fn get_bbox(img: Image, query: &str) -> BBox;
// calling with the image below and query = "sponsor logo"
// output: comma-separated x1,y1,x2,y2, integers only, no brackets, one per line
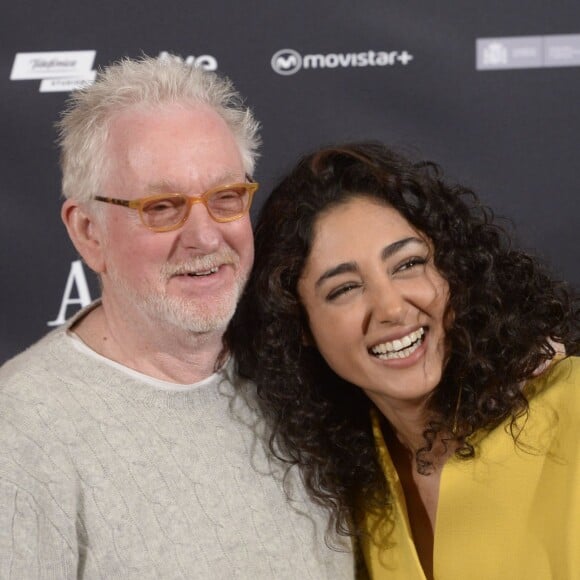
477,33,580,70
10,49,220,92
11,50,96,80
482,42,508,66
271,49,302,75
40,73,97,93
271,48,413,75
158,51,218,71
10,50,97,92
545,34,580,67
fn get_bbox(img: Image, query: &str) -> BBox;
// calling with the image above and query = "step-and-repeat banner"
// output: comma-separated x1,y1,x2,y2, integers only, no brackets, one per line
2,1,579,363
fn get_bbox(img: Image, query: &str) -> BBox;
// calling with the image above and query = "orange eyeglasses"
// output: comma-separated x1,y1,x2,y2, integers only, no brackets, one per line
94,181,259,233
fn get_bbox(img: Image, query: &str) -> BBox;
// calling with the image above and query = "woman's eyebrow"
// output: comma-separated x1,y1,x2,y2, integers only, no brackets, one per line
314,237,427,288
315,262,358,288
380,236,426,260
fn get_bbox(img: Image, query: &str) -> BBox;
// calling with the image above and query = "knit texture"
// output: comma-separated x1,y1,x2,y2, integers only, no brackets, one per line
0,320,354,579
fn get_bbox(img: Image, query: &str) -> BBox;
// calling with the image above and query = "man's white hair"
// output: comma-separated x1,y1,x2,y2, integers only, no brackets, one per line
57,54,261,202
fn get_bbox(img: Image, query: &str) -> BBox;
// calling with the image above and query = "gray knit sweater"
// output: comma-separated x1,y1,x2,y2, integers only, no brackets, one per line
0,318,354,579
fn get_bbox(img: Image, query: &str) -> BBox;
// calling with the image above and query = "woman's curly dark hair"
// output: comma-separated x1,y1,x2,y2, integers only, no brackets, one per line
229,142,579,537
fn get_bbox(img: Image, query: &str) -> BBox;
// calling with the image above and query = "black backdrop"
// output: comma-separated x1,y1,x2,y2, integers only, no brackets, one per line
2,1,579,364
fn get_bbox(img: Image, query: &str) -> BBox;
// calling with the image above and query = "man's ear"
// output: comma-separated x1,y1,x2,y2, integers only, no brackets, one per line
61,199,106,274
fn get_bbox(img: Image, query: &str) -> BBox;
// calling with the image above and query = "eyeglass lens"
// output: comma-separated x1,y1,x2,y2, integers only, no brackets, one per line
141,186,250,229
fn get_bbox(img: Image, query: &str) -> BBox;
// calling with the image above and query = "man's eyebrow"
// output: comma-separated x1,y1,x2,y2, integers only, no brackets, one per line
145,171,245,194
146,179,183,194
314,236,427,288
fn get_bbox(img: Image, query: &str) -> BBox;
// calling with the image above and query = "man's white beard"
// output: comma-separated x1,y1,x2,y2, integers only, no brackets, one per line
140,282,243,334
106,250,246,335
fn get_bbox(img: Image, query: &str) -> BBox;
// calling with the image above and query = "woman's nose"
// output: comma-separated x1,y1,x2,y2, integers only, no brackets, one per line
369,280,407,325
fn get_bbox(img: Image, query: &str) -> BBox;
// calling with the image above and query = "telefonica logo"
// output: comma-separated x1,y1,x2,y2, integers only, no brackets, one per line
271,48,413,75
11,50,96,79
10,50,97,92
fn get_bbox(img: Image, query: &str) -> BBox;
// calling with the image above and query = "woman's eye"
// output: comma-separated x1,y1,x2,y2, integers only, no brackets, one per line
396,256,427,273
326,283,360,301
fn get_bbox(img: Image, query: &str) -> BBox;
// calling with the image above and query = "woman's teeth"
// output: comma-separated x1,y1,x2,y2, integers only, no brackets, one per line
370,327,425,360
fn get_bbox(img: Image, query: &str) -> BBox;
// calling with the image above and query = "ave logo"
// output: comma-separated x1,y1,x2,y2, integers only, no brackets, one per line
158,51,218,71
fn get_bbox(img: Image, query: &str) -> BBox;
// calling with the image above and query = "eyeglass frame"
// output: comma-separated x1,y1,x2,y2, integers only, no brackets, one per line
93,178,259,233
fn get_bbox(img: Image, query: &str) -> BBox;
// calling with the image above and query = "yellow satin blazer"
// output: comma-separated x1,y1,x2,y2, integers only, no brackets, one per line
362,356,580,579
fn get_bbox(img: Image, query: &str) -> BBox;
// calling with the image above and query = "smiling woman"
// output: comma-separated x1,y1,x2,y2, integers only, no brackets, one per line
230,142,580,580
297,199,449,410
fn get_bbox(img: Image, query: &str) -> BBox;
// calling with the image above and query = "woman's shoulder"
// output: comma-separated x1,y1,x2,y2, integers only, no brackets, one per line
523,355,580,441
528,355,580,396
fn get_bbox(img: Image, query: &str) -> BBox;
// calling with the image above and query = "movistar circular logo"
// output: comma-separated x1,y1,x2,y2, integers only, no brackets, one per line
271,49,302,75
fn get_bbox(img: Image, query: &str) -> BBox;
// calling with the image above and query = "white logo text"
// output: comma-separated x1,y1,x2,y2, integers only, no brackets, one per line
271,48,413,75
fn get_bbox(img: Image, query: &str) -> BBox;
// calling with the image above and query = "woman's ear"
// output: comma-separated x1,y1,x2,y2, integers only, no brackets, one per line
61,199,106,274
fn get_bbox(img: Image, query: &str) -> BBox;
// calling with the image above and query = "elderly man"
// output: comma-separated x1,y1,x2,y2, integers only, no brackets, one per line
0,56,354,579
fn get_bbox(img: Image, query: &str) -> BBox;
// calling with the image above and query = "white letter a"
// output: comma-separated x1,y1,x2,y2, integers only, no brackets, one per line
47,260,92,326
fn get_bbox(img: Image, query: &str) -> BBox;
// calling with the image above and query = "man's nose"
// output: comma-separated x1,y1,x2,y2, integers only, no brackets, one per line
177,202,222,252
